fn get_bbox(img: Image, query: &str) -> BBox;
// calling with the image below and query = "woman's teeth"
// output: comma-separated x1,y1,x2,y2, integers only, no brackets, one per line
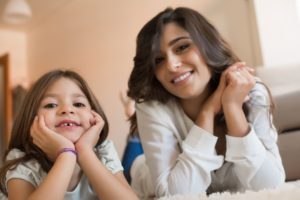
173,72,191,83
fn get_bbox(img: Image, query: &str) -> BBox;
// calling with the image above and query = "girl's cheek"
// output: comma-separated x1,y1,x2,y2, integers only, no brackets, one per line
87,112,95,126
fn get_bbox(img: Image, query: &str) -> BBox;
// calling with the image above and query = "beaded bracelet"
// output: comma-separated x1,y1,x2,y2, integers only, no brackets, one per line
57,148,77,158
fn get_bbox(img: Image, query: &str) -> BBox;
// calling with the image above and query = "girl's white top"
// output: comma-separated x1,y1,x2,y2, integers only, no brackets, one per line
3,140,123,200
131,82,285,199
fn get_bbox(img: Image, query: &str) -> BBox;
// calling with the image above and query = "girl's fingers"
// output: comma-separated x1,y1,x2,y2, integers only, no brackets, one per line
30,116,38,136
38,115,47,130
91,110,104,125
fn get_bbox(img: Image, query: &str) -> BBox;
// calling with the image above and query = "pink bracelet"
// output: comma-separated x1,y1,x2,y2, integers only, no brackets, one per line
57,148,77,158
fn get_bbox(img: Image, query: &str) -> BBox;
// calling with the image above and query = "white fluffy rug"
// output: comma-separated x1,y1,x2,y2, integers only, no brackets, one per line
159,181,300,200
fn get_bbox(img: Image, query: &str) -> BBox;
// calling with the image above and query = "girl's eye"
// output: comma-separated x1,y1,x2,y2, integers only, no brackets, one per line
74,102,86,108
43,103,57,109
176,44,190,53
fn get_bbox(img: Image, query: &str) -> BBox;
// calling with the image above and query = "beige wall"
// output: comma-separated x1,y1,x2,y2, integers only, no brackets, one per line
253,0,300,67
0,30,27,87
26,0,254,156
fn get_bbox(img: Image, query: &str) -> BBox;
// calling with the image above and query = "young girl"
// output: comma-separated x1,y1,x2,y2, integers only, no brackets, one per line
127,7,285,199
0,70,138,200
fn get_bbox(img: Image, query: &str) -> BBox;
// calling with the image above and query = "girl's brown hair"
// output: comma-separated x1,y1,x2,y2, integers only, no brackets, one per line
0,70,109,195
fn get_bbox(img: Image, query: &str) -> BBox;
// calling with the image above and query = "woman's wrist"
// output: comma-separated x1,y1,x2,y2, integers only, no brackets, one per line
196,111,215,133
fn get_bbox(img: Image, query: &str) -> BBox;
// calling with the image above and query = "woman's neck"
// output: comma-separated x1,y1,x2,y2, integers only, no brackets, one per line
179,87,211,122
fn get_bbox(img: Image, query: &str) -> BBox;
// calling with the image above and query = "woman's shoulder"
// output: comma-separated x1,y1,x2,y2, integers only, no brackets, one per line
136,99,179,116
247,79,271,107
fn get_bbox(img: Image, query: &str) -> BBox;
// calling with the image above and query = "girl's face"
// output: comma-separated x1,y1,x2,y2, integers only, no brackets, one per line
154,22,212,100
37,77,93,143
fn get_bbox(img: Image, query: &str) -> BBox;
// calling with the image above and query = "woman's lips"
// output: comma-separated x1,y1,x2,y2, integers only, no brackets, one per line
171,71,193,84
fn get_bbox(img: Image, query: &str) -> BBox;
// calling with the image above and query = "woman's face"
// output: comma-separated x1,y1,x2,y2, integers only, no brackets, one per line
154,22,212,100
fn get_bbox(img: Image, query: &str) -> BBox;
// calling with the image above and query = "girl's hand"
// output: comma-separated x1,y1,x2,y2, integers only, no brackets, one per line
30,115,75,161
222,64,255,107
75,111,105,153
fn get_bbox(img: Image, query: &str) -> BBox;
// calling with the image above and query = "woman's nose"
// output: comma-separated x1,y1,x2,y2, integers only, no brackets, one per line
166,54,181,71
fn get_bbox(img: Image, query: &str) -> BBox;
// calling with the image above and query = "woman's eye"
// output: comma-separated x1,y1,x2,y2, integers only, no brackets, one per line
43,103,57,109
74,102,86,108
176,44,190,53
155,57,164,66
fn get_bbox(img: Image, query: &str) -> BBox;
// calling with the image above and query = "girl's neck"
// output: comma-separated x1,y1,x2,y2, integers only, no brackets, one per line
179,87,211,122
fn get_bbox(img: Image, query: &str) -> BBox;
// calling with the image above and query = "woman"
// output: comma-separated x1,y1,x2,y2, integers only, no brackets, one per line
127,7,285,199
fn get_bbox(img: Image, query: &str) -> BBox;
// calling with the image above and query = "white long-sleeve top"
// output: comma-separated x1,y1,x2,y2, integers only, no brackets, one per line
132,82,285,199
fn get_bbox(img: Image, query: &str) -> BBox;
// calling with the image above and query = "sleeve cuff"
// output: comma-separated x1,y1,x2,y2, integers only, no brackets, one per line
226,124,266,158
184,125,218,155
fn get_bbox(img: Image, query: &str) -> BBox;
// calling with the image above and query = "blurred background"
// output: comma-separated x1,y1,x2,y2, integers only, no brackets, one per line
1,0,300,164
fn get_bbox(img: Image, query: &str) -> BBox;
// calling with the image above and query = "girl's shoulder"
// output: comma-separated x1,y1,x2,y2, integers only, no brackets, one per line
95,140,123,174
5,149,45,188
6,148,25,160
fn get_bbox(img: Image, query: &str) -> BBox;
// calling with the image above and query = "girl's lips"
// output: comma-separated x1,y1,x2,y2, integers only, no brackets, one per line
171,71,193,84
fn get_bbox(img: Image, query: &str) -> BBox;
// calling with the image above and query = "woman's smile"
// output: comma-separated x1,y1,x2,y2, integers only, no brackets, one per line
171,70,193,85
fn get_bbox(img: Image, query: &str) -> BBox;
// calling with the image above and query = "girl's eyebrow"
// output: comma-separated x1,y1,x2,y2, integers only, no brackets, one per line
168,36,191,46
42,93,87,99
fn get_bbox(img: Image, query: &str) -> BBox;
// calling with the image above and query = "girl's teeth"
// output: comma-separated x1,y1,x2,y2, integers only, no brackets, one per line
63,123,74,127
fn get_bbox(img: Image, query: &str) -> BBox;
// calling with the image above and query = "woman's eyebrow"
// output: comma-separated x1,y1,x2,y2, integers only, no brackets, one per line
168,36,191,46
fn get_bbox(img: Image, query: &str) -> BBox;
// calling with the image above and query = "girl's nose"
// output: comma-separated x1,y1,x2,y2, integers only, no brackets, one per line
59,105,74,115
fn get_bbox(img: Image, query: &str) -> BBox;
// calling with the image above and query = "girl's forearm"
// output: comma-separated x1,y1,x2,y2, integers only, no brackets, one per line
78,149,138,200
28,153,76,200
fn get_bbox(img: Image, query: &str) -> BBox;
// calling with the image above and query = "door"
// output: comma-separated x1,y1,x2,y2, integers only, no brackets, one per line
0,54,12,165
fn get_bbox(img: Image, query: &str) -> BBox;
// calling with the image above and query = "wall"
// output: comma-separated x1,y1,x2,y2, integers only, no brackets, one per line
0,65,3,165
253,0,300,67
0,30,27,86
27,0,253,156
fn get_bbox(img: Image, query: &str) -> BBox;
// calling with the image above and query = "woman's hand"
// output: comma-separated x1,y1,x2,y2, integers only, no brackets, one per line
222,64,255,107
196,62,250,132
75,111,105,153
201,62,250,116
30,115,75,161
221,63,256,137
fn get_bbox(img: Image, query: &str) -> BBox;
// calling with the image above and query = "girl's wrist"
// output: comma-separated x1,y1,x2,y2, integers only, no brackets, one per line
57,148,77,158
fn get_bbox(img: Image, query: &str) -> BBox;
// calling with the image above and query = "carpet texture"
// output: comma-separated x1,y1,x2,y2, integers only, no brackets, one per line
159,181,300,200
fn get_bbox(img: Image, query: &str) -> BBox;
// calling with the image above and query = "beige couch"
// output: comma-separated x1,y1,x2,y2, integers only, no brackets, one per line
256,66,300,181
